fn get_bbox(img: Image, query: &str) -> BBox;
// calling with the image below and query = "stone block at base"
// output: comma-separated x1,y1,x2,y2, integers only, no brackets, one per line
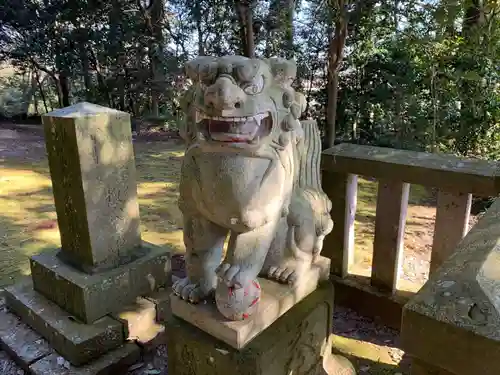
112,297,166,349
4,279,124,366
167,281,353,375
171,256,330,349
29,343,140,375
30,241,171,324
145,287,172,323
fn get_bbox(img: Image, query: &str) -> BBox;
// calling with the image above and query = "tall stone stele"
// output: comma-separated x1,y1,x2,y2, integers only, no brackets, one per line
3,102,171,369
167,56,355,375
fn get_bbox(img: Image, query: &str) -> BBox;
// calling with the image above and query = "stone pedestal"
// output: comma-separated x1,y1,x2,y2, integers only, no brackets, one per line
30,243,169,324
171,256,331,349
167,282,356,375
0,103,172,374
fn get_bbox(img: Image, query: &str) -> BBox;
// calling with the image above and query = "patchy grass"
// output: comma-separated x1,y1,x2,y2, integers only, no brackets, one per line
1,130,444,374
0,135,438,292
0,130,441,294
0,140,185,287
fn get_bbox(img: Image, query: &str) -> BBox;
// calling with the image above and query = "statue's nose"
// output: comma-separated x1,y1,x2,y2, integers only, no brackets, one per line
204,77,245,111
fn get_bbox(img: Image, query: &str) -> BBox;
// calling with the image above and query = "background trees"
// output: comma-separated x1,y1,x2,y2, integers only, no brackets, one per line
0,0,499,158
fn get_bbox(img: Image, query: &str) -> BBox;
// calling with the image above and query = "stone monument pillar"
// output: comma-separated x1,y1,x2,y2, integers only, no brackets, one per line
167,56,355,375
0,102,171,373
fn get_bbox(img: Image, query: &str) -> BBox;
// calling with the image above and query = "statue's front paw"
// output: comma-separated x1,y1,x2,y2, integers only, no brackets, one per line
266,265,298,285
173,277,210,303
216,263,253,289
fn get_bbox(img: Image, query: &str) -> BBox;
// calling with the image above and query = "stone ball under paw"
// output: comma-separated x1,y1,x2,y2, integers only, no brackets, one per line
215,280,262,321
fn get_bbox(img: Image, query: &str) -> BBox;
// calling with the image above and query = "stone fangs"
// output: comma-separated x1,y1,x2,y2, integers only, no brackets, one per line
195,112,269,123
196,112,272,143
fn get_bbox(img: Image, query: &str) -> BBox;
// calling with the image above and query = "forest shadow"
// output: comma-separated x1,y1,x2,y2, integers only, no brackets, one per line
1,125,442,295
0,137,186,287
331,305,412,374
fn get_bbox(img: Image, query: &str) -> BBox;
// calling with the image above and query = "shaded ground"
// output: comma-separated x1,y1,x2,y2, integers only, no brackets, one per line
0,123,472,374
0,125,185,286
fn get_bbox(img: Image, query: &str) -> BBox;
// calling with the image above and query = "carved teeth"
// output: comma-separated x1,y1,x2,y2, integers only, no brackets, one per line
197,112,269,124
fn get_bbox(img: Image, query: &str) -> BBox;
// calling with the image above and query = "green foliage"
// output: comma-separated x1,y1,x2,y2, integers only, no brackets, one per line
0,0,498,159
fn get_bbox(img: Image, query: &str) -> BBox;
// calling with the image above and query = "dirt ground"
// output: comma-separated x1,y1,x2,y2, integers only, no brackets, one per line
0,123,477,374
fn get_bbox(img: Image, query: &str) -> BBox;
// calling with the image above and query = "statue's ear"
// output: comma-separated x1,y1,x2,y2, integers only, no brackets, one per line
267,58,297,82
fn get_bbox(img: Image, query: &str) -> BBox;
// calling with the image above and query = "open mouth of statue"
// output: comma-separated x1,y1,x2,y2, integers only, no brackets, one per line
197,112,272,143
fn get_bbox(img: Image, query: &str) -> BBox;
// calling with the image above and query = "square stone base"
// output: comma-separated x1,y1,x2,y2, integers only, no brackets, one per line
0,308,140,374
30,241,171,323
29,344,140,375
4,279,125,366
167,281,354,375
3,279,172,367
171,256,330,349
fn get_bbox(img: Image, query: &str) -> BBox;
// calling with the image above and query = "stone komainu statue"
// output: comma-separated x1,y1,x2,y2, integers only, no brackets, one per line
174,55,333,308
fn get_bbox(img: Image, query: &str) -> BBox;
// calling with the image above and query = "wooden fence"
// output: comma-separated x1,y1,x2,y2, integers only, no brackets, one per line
321,143,500,329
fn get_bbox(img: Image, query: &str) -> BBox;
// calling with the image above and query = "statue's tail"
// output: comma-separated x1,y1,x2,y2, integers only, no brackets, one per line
295,120,334,247
297,120,323,193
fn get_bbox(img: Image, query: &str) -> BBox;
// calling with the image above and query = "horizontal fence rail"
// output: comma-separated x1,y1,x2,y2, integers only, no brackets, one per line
321,143,500,328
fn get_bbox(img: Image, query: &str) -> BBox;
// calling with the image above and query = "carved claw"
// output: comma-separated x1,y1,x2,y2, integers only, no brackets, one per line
216,263,250,289
173,277,209,304
267,266,298,285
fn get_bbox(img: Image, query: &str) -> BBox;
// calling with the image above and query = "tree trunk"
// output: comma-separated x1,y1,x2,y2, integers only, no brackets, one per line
235,1,255,57
245,6,255,57
59,72,71,107
20,70,38,115
34,70,49,113
457,0,483,154
197,20,205,55
326,71,339,147
141,0,165,117
78,29,92,101
326,0,348,148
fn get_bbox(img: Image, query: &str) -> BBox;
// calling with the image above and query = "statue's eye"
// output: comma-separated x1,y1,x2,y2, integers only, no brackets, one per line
242,75,264,95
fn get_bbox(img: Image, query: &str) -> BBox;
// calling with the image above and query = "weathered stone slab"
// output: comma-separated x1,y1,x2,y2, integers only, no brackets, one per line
410,357,454,375
322,143,500,197
43,102,142,274
402,198,500,375
29,343,140,375
4,279,124,366
0,309,53,370
144,287,172,323
30,242,171,323
167,281,354,375
112,297,166,349
171,256,330,349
